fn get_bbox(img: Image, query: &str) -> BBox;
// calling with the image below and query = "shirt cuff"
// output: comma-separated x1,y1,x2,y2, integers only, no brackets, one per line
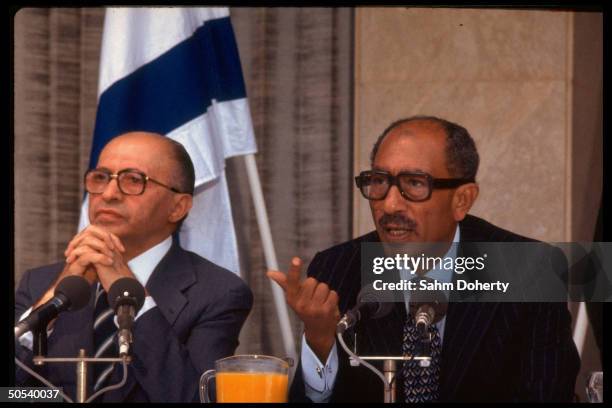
113,295,157,327
301,333,338,402
17,307,55,350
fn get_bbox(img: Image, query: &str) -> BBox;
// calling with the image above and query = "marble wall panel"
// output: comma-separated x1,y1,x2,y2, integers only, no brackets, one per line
358,8,568,83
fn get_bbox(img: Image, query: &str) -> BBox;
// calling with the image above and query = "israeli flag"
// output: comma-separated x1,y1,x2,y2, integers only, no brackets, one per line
79,7,257,275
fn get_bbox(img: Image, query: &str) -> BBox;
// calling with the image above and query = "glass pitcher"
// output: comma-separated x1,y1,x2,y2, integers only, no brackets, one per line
199,355,289,403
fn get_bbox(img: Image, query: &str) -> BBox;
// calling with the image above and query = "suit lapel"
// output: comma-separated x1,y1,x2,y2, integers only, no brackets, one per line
104,241,197,401
351,233,409,356
145,241,196,327
438,216,500,399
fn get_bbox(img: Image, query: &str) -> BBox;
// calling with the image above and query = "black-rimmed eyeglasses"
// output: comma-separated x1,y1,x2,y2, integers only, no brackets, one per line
84,168,183,196
355,170,474,202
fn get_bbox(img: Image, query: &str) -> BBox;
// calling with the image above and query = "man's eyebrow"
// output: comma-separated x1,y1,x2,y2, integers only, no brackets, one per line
371,165,430,174
92,167,145,174
398,168,429,174
121,167,145,174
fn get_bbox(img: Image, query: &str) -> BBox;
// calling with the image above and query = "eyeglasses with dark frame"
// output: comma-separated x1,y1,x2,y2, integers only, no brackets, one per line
84,168,183,196
355,170,474,202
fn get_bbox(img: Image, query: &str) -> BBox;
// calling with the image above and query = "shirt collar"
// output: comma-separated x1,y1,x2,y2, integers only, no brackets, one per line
399,224,460,283
127,235,173,287
425,225,460,283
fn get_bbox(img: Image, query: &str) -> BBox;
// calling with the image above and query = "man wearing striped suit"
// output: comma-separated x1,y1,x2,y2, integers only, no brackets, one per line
15,132,253,402
269,116,580,402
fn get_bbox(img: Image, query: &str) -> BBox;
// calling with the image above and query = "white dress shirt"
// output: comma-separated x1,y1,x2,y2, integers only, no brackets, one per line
18,236,173,350
302,226,460,402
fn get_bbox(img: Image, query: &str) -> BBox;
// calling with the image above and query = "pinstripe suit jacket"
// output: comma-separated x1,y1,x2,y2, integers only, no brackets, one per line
290,214,580,402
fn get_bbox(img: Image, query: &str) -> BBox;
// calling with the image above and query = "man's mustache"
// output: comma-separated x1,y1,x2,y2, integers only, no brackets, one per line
378,213,417,230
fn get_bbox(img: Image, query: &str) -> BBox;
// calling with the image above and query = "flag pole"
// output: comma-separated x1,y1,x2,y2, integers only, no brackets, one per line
243,154,297,368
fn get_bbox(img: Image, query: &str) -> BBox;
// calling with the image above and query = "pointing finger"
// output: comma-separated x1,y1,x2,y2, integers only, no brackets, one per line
286,257,302,288
267,270,288,291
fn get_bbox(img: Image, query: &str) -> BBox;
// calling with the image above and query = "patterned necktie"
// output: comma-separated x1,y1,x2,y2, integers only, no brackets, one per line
401,314,442,402
92,284,117,392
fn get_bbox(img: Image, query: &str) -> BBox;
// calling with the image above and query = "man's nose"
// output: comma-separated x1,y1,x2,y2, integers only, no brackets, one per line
101,177,123,201
382,184,406,213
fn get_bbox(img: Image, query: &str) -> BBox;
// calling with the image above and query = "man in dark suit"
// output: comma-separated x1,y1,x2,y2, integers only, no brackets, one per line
268,116,580,402
15,132,253,402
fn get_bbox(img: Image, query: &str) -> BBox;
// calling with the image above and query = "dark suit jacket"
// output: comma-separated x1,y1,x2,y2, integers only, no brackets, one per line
14,240,253,402
290,214,580,402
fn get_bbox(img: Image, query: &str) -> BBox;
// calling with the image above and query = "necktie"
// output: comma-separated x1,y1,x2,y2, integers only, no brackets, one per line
92,284,117,392
401,314,442,402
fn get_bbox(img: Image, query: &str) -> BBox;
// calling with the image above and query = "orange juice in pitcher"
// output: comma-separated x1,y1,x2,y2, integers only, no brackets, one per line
200,355,290,403
216,371,288,402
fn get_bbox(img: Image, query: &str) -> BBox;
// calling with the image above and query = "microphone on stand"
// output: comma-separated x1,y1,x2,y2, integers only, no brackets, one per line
408,278,448,365
408,277,449,336
15,275,91,338
107,277,146,356
337,286,394,334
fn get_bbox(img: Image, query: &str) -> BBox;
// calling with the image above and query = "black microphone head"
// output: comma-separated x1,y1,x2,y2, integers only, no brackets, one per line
54,275,91,311
356,286,394,321
409,277,448,324
108,277,146,312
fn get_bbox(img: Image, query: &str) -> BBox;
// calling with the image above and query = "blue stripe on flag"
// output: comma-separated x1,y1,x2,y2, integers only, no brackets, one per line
89,16,246,168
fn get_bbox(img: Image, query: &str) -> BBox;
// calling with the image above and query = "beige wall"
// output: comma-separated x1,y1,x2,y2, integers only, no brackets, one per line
354,8,601,244
353,7,602,400
571,13,603,242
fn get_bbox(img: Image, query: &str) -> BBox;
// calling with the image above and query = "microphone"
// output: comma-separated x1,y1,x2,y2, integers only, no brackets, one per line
337,286,394,334
15,275,91,338
405,278,448,365
107,277,146,356
408,277,448,338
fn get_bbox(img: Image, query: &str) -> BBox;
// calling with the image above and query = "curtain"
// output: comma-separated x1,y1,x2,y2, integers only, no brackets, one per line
230,7,353,355
14,8,104,283
13,7,353,358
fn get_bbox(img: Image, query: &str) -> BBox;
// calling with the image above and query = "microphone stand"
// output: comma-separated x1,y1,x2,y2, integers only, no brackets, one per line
336,330,433,403
32,327,48,360
33,349,130,403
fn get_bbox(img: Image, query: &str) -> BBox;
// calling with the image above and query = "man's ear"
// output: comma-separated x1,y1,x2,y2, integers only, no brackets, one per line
168,194,193,223
452,183,479,222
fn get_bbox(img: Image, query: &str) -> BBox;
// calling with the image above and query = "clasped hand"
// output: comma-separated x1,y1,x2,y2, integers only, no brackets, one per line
62,225,136,293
